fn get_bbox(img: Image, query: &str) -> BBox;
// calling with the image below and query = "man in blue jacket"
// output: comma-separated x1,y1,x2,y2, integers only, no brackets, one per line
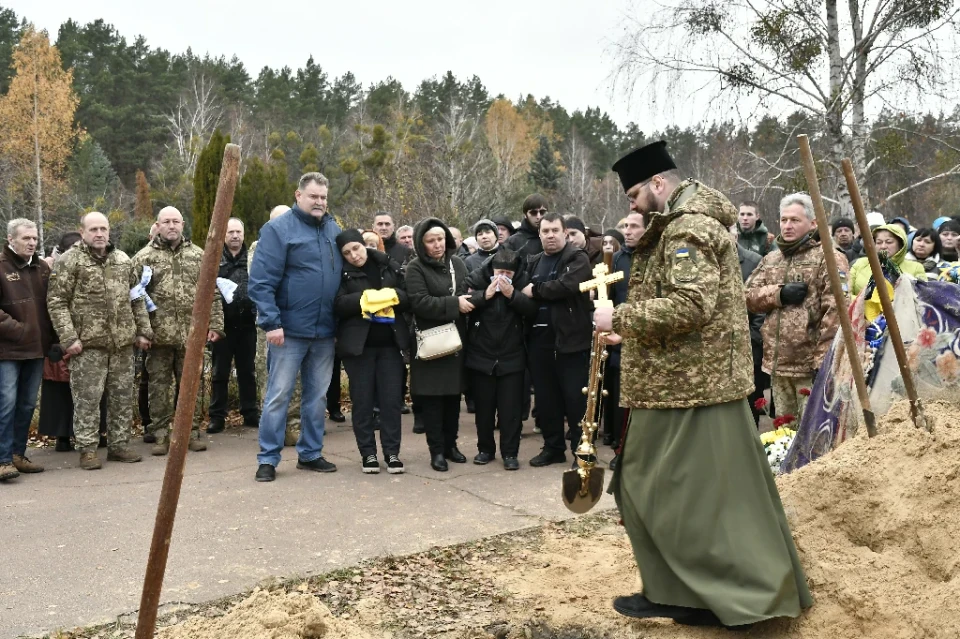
248,172,343,482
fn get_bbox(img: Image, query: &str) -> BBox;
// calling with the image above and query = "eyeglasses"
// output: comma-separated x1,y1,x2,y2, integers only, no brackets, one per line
527,208,548,217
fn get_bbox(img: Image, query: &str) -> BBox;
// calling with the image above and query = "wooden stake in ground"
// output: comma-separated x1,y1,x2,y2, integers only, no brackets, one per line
135,143,241,638
797,136,877,437
842,158,930,433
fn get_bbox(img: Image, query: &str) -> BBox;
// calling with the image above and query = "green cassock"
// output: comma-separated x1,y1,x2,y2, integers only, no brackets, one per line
610,399,814,626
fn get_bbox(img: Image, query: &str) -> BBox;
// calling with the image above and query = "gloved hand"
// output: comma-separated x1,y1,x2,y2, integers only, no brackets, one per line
779,282,809,306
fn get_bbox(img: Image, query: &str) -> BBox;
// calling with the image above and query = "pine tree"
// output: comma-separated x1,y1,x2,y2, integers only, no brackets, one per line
0,25,79,251
192,129,229,246
232,156,290,238
529,135,560,192
135,169,152,219
67,134,118,211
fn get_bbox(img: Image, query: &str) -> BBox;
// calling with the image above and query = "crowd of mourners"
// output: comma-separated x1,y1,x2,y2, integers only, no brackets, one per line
2,170,959,483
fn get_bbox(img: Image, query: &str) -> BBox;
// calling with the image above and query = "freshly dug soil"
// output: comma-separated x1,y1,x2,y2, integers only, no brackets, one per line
70,399,960,639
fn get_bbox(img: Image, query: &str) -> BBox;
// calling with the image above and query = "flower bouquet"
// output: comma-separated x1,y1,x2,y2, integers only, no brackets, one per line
761,415,797,475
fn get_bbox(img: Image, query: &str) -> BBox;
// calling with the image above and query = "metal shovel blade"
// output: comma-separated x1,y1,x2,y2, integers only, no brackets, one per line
561,467,606,514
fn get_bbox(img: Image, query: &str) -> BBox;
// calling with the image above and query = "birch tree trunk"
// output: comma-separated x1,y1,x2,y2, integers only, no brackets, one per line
33,74,44,255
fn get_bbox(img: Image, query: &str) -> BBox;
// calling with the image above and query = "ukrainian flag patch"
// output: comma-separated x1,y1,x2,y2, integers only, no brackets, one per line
676,248,690,258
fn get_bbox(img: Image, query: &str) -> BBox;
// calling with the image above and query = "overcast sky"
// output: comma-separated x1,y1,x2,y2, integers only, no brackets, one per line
7,0,650,127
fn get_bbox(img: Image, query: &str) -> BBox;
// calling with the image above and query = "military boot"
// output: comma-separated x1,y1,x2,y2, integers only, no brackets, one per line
107,448,143,463
79,451,102,470
151,439,170,456
188,438,207,452
13,455,44,473
0,463,20,481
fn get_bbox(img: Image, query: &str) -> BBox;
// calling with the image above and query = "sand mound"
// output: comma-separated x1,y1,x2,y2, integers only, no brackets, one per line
778,399,960,639
156,587,381,639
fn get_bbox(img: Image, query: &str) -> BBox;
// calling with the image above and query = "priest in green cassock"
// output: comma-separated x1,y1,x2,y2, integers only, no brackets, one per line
593,141,813,629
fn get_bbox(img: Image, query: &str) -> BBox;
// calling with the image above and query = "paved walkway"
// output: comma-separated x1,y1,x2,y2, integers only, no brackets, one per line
1,409,616,638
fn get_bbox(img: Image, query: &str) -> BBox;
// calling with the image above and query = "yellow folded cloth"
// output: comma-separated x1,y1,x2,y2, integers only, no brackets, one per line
360,288,399,322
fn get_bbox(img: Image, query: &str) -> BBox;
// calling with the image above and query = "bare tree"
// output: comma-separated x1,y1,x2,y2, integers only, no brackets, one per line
614,0,960,214
559,132,597,220
164,73,223,176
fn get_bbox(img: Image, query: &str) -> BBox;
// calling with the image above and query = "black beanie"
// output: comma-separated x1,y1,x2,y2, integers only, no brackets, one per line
336,229,365,251
565,216,587,234
604,229,625,246
831,218,855,234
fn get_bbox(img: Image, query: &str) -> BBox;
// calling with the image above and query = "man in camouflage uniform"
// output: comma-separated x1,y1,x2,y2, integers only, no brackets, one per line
745,193,847,419
47,212,151,469
595,141,811,627
251,205,301,446
132,207,224,456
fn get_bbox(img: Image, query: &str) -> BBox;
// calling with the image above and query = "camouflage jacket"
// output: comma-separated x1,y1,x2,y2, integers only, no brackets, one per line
612,180,754,409
131,235,223,347
744,235,848,376
47,242,152,350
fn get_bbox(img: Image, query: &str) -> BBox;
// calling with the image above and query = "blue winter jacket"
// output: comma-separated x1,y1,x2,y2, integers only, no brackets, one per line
248,205,342,339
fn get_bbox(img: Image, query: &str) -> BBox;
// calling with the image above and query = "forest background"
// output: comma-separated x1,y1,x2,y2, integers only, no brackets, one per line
1,3,959,255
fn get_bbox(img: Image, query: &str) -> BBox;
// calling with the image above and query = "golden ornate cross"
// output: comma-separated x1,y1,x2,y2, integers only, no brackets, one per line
579,262,624,309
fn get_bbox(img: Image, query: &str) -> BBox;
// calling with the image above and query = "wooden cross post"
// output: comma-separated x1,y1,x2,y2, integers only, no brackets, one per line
135,143,241,638
579,262,624,309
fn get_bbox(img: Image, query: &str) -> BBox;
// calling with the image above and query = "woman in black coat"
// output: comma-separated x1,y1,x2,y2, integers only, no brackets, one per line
463,248,537,470
334,230,410,474
405,218,471,472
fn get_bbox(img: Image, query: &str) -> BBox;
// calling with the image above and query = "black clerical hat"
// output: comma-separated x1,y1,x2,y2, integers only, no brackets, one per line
611,141,677,192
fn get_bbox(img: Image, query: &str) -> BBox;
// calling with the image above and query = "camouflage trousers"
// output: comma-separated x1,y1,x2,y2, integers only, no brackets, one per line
771,375,813,422
69,347,135,453
146,345,203,441
257,328,301,442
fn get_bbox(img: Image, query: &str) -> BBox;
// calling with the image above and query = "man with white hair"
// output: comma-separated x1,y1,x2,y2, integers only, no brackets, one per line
0,219,54,481
745,192,848,418
132,206,224,455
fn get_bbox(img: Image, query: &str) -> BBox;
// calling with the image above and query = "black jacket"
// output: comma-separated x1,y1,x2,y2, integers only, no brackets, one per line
503,217,542,262
611,246,634,306
526,242,593,354
218,245,256,329
737,245,765,350
334,249,410,358
464,245,499,272
382,234,414,267
463,259,538,375
405,218,469,396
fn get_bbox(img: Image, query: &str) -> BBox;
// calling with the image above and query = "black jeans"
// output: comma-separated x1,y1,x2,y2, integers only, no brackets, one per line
343,347,403,458
471,369,524,458
327,356,342,412
601,360,624,445
748,343,771,428
528,347,589,454
415,394,460,455
210,326,258,421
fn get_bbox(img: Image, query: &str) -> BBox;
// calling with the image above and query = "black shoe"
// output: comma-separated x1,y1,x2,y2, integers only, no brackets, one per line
466,399,476,414
98,435,108,448
55,437,74,452
207,419,225,434
444,447,467,463
143,433,156,444
612,593,688,620
400,404,411,415
328,410,346,423
602,433,614,446
430,454,448,472
297,456,337,473
473,451,494,465
503,457,519,471
529,449,566,467
386,454,405,474
609,455,619,471
413,415,426,434
255,464,276,482
362,454,380,474
243,415,260,428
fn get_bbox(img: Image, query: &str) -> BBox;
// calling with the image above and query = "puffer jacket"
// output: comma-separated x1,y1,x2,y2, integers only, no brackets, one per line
613,180,754,409
131,235,224,347
47,242,152,350
849,224,927,295
744,233,849,376
463,258,538,375
333,249,410,358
